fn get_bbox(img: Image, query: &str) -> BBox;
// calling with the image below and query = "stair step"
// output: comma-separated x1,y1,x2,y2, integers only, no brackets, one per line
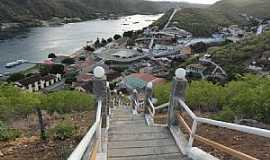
108,106,184,160
108,138,175,149
111,114,144,118
108,146,180,158
109,126,168,134
109,153,185,160
111,120,145,125
109,132,171,141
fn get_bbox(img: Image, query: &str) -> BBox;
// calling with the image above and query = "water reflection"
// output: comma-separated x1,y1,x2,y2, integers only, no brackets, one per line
0,14,162,73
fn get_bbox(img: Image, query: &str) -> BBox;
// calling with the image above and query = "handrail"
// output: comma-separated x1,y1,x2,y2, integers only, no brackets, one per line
177,98,270,138
155,102,169,110
68,100,102,160
177,99,196,120
133,98,139,112
197,117,270,138
146,101,169,117
147,98,155,117
176,98,270,160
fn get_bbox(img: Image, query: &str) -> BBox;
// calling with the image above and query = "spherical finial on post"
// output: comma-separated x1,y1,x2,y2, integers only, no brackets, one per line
146,82,153,89
92,66,106,101
175,68,186,80
94,66,105,78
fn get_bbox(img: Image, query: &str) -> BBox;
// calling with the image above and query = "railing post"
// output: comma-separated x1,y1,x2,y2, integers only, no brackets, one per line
92,66,106,153
168,68,188,128
106,82,110,116
188,120,197,149
112,89,117,108
145,82,153,114
119,91,122,107
132,89,138,113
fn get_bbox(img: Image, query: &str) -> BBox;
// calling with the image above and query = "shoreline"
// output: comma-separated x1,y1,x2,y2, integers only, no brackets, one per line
0,12,163,41
0,13,163,75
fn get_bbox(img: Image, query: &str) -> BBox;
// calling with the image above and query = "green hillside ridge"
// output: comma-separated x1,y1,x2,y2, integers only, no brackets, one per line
0,0,207,24
164,0,270,36
208,31,270,79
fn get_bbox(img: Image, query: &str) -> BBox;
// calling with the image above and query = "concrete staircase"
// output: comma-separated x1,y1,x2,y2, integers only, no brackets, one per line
108,105,188,160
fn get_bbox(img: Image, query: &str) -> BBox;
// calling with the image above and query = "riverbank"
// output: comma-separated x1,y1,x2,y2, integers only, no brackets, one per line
0,16,104,40
0,14,162,74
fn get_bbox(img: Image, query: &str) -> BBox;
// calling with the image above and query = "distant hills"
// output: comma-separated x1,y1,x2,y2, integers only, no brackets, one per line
0,0,207,24
212,0,270,19
166,0,270,36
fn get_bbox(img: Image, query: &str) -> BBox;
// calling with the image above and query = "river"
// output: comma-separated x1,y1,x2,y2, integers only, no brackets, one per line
0,14,162,74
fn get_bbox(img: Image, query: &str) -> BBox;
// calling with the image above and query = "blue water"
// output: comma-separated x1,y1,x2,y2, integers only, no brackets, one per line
0,14,162,74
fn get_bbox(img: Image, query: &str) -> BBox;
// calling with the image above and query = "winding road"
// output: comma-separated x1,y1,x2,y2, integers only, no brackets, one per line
163,8,180,30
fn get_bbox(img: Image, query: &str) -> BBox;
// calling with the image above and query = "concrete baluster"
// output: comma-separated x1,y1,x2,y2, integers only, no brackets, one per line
113,89,117,108
106,82,110,116
168,68,187,128
28,84,33,92
145,82,153,114
92,66,106,153
132,89,138,113
119,91,122,107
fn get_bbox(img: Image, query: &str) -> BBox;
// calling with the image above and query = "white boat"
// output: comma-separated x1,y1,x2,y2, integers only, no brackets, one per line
5,59,28,68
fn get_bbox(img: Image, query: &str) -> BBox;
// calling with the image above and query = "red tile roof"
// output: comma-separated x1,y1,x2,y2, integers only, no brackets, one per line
77,73,94,82
128,73,166,85
129,73,156,82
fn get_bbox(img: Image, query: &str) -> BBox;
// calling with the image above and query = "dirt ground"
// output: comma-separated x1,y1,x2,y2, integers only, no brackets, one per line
154,112,270,160
0,111,96,160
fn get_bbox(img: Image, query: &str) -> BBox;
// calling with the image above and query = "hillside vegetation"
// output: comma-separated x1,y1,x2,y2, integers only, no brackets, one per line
154,75,270,124
209,31,270,79
167,0,270,36
0,0,206,24
0,84,95,122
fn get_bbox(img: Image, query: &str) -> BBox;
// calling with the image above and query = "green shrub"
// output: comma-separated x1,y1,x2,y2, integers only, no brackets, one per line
43,91,95,114
153,75,270,123
211,107,235,122
186,81,226,112
113,34,121,40
153,82,171,106
50,121,75,140
0,121,21,141
7,73,25,82
62,58,75,65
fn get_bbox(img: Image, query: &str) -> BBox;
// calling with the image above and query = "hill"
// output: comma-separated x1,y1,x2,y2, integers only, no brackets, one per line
165,0,270,36
208,31,270,79
0,0,207,24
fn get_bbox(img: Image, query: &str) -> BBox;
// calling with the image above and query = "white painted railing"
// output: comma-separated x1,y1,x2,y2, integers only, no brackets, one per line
68,100,102,160
177,98,270,138
147,99,170,118
176,98,270,160
147,98,156,117
155,102,169,110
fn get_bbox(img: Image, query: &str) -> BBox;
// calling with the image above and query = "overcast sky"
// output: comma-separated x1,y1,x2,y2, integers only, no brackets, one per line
150,0,221,4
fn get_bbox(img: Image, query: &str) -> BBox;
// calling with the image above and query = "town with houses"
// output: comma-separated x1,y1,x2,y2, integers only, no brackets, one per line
1,9,270,95
1,2,270,160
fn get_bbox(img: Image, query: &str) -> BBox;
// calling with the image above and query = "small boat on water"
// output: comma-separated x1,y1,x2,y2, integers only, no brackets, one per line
5,59,28,68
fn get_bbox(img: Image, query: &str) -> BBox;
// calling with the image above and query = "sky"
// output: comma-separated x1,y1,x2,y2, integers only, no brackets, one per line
150,0,221,4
